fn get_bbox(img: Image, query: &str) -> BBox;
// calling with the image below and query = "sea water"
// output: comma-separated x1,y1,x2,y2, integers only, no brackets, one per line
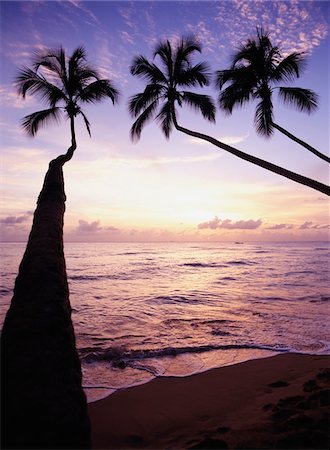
1,241,329,402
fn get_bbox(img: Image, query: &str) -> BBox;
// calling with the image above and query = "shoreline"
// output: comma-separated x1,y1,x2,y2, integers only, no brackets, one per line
88,353,330,449
83,347,282,403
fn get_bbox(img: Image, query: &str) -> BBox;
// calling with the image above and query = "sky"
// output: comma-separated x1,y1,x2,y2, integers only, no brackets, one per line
0,0,329,242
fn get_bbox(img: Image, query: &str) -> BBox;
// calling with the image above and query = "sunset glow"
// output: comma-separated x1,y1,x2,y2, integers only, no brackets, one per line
1,0,329,242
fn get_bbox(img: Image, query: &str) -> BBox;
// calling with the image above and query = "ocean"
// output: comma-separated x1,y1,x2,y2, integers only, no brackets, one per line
1,241,329,402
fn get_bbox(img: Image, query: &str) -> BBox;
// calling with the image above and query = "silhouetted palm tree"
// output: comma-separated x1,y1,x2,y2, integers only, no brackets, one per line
129,37,216,140
1,46,118,449
216,28,329,163
17,45,118,158
129,37,329,196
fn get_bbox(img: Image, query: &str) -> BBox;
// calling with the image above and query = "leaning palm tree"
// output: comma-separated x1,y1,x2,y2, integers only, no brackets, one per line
216,28,329,163
129,37,329,196
1,46,118,449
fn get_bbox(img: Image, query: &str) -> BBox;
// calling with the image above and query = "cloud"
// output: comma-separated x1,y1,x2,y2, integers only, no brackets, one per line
0,85,37,109
187,134,249,146
0,212,33,225
71,220,120,236
198,216,262,230
106,226,120,232
107,153,222,168
266,223,294,230
65,0,100,26
76,220,102,233
214,0,328,57
120,31,135,45
299,221,330,230
0,211,33,241
186,20,218,53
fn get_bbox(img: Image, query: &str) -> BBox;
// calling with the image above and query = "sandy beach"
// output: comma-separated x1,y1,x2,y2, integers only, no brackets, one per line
88,353,329,449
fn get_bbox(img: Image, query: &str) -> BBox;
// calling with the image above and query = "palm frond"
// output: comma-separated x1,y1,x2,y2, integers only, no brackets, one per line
254,97,274,137
174,36,202,78
155,101,174,139
130,99,160,142
178,36,202,59
129,84,165,117
181,92,216,122
278,87,318,113
130,55,167,84
177,62,211,87
271,52,305,83
219,83,253,114
33,47,68,87
68,46,100,93
79,110,91,137
77,79,119,104
216,65,255,90
215,69,237,90
154,40,173,80
232,39,259,66
69,46,86,67
21,107,62,136
16,67,67,106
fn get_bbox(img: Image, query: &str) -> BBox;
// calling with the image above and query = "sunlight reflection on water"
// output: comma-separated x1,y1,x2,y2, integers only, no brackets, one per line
1,241,329,402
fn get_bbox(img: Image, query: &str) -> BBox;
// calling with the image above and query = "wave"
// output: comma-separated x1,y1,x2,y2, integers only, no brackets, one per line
181,262,227,268
79,342,289,365
0,287,12,295
227,260,256,266
69,273,132,281
285,270,316,276
310,296,330,303
150,295,199,305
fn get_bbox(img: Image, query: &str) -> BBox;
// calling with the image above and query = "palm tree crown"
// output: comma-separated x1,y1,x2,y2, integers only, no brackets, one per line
216,28,318,136
16,46,119,139
129,37,216,141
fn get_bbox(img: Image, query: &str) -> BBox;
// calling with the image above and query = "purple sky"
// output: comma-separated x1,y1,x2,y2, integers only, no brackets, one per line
1,1,329,242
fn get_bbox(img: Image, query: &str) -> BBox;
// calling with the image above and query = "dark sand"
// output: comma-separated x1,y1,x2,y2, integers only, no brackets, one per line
88,353,330,449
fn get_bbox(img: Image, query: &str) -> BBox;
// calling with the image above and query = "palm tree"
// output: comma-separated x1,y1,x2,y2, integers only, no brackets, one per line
16,45,118,159
129,37,216,140
1,46,118,449
129,37,330,196
216,28,330,163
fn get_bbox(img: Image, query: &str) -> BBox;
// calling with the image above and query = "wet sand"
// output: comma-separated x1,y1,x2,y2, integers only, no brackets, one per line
88,353,330,449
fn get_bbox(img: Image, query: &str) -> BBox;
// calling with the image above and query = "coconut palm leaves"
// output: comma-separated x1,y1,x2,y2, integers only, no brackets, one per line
216,29,329,163
16,46,119,144
130,36,329,196
129,37,216,141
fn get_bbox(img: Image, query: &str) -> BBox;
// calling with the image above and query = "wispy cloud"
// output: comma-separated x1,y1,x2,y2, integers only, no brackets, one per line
76,219,102,233
198,216,262,230
0,211,33,225
299,221,329,230
72,219,120,235
107,153,222,168
214,0,328,57
61,0,100,28
266,223,294,230
186,20,218,54
187,134,249,146
0,85,37,109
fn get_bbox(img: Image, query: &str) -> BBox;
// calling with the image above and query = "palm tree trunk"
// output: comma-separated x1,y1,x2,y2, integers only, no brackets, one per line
272,122,330,164
172,117,330,196
1,142,90,449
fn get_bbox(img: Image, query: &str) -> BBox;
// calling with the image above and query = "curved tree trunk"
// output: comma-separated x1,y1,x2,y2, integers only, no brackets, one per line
1,140,91,449
172,117,330,196
272,122,330,164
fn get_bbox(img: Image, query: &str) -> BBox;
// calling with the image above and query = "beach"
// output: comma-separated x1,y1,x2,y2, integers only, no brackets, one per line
88,353,330,449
